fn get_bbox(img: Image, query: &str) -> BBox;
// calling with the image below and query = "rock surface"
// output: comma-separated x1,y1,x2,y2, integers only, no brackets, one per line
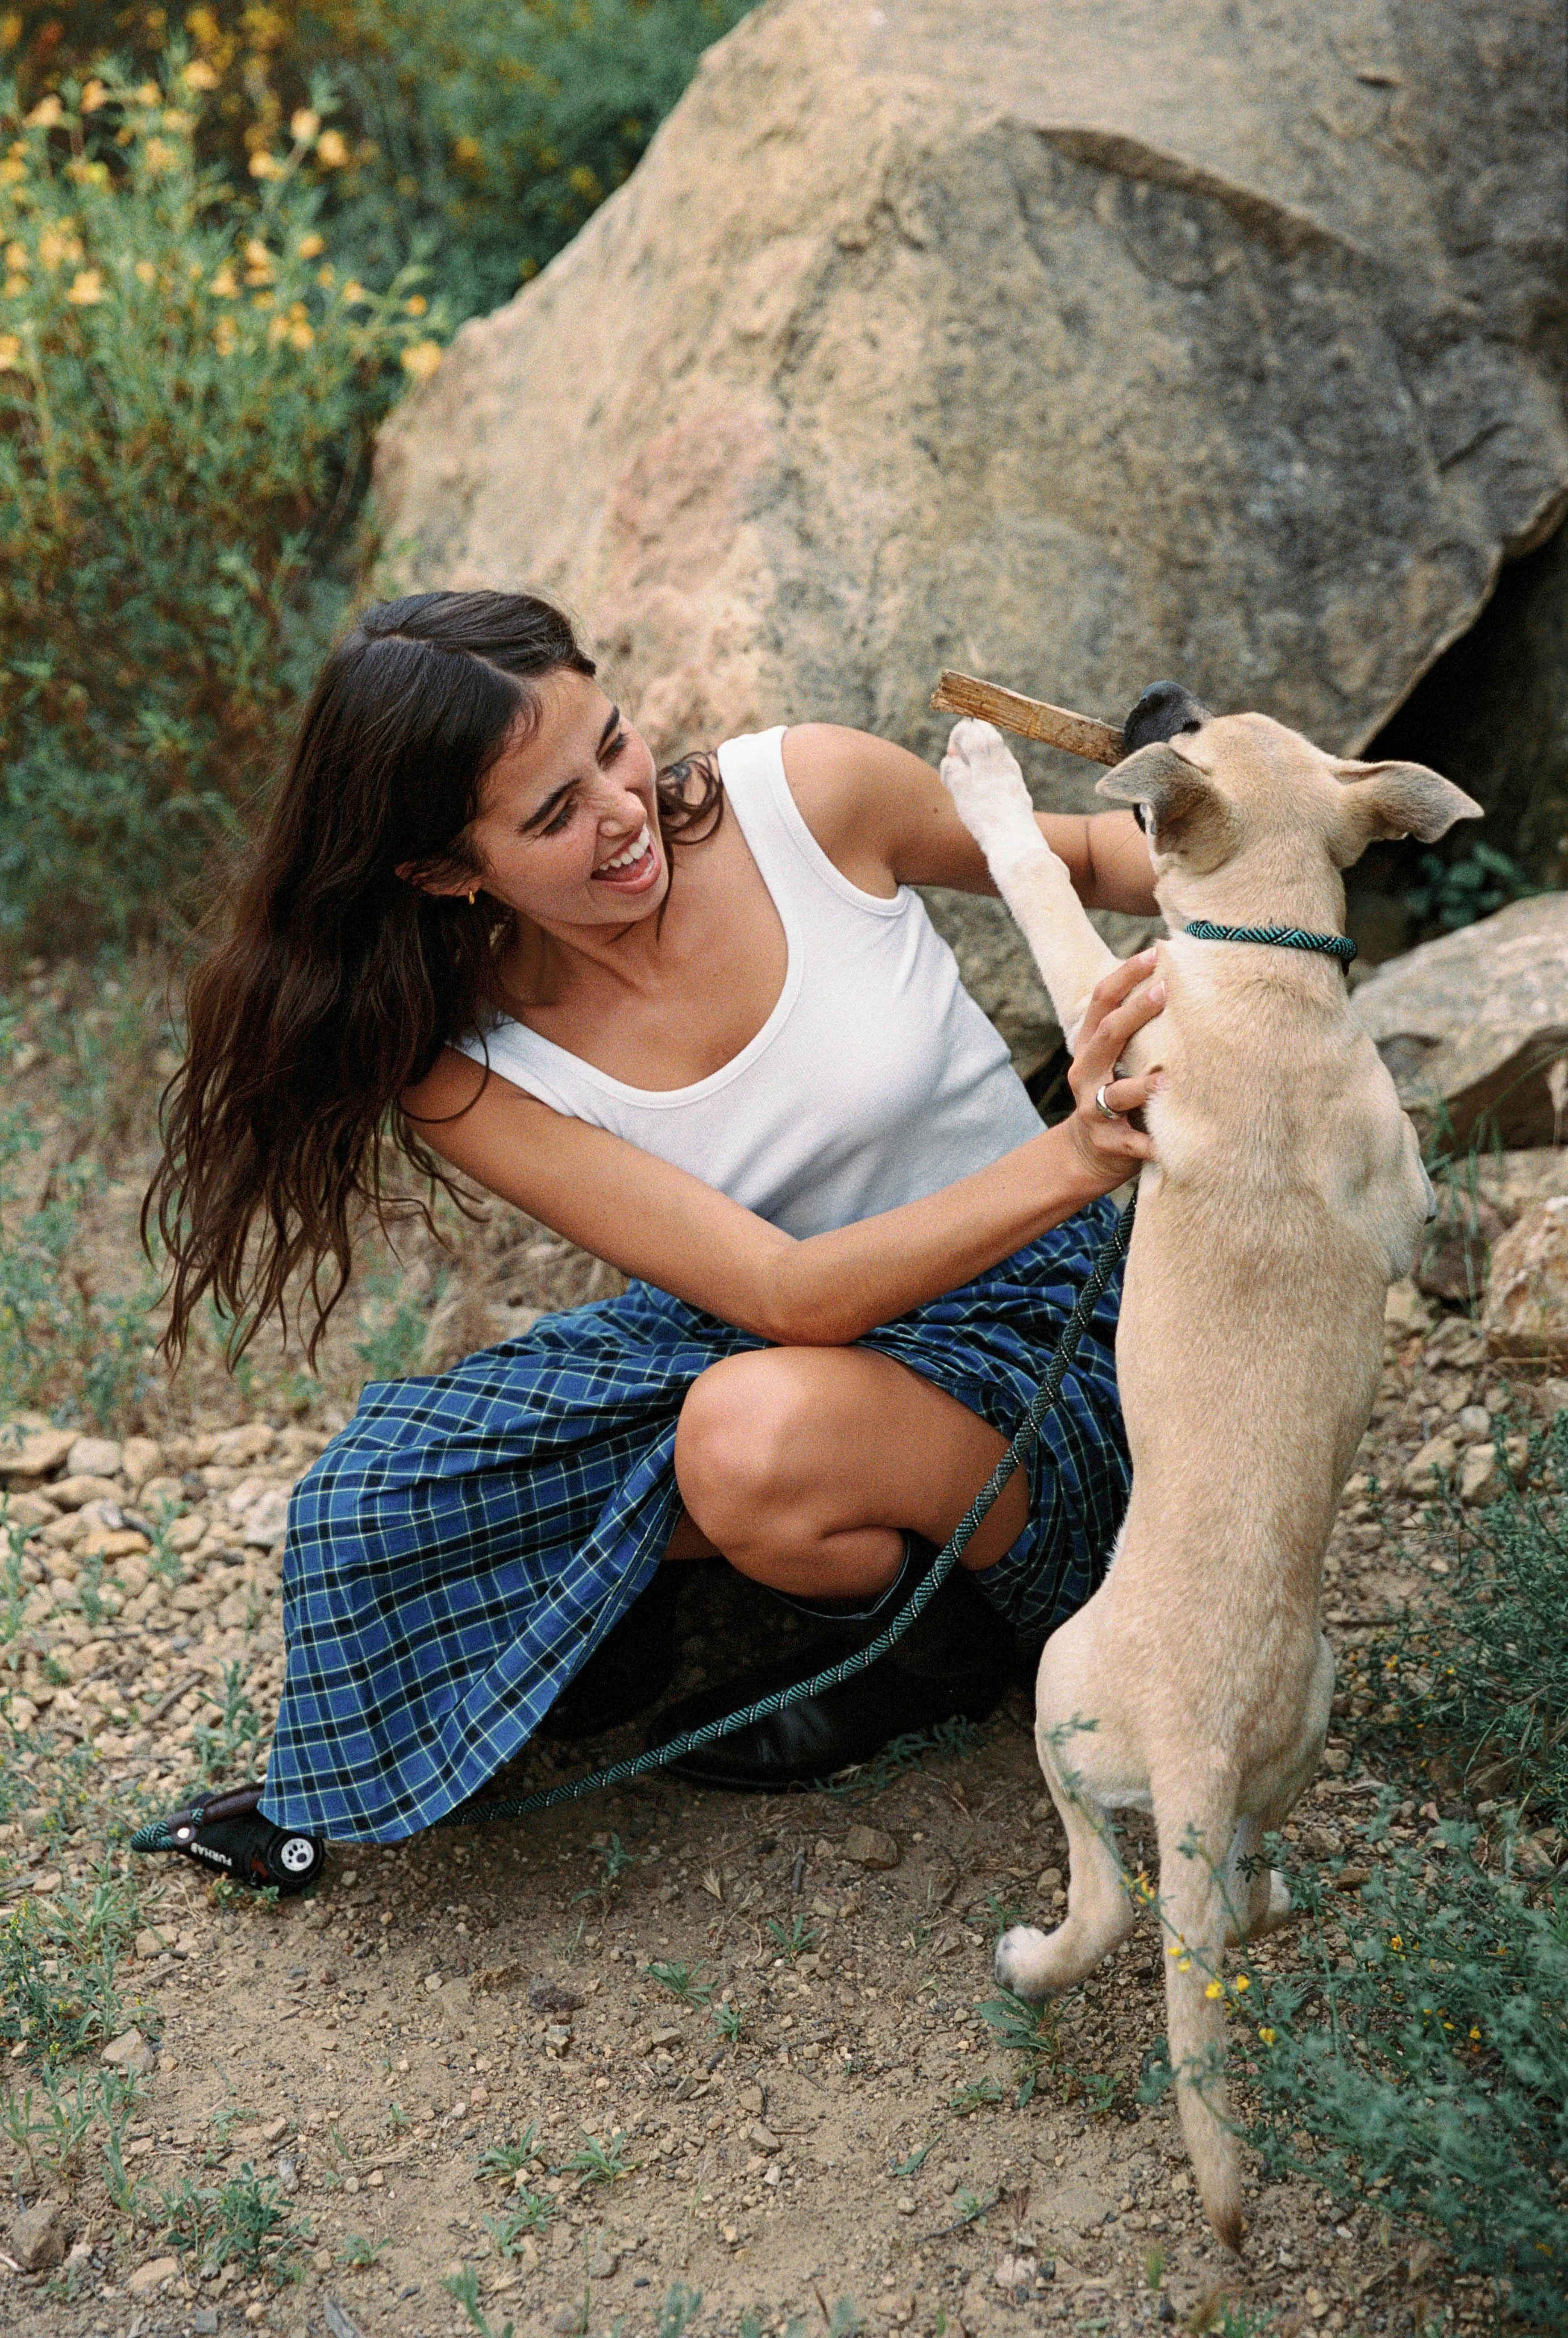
10,2198,71,2273
374,0,1567,1060
1485,1193,1568,1359
1352,894,1568,1148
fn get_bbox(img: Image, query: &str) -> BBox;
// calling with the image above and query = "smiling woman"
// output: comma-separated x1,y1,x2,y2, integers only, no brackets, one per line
144,588,1165,1844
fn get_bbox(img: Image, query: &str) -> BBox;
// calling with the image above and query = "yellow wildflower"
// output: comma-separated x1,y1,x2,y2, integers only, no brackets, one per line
0,159,25,186
405,293,427,315
143,138,175,173
316,128,348,168
38,226,84,271
0,14,19,52
134,259,156,285
248,151,282,181
2,276,23,297
209,267,238,298
184,60,221,93
290,108,321,145
297,232,325,260
1389,1936,1403,1952
134,84,160,109
65,267,104,305
0,331,20,368
1469,2025,1480,2041
267,311,290,345
316,264,335,289
454,135,481,164
5,242,25,270
1259,2027,1277,2046
162,109,194,135
80,80,108,114
1176,1957,1192,1974
400,339,443,382
339,280,368,306
288,319,314,350
1204,1981,1224,2000
23,94,61,130
1233,1974,1250,1991
212,314,236,355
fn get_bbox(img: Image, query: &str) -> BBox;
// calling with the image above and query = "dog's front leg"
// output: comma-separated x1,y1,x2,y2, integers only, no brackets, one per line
941,719,1118,1046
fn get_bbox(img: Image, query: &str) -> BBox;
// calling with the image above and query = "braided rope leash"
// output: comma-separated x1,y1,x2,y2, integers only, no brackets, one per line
431,1191,1138,1827
1180,920,1356,966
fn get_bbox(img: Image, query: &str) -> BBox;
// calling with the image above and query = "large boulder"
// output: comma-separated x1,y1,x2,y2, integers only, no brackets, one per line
1351,893,1568,1148
374,0,1567,1068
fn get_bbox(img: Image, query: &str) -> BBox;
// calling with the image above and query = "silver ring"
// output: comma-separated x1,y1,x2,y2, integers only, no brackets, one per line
1093,1083,1125,1121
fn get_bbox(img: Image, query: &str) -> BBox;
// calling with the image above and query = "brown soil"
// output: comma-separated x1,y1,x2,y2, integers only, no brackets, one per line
1,968,1562,2338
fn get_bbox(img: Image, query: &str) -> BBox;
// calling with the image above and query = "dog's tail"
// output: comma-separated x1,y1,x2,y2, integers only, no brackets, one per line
1154,1774,1245,2254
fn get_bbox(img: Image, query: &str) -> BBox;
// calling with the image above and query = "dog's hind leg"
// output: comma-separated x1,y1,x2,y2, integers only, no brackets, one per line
994,1746,1135,1999
941,719,1117,1045
1154,1767,1246,2254
1222,1814,1292,1944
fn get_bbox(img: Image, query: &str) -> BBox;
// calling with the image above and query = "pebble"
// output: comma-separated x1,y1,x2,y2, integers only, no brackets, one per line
102,2026,155,2074
125,2254,180,2295
10,2198,71,2272
842,1823,900,1869
65,1434,122,1478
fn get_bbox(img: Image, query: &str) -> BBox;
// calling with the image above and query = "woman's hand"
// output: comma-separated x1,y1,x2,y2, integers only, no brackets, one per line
1063,948,1166,1190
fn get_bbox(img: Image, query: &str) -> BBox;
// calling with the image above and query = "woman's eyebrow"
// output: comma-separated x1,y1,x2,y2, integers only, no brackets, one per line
518,710,622,831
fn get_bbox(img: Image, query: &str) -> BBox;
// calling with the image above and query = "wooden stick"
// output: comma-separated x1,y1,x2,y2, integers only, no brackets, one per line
930,669,1125,766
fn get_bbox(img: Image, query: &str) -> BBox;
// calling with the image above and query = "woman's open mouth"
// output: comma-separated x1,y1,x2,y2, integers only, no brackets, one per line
590,822,659,892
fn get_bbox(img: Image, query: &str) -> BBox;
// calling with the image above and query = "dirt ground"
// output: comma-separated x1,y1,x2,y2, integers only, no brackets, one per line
5,1257,1564,2338
2,988,1564,2338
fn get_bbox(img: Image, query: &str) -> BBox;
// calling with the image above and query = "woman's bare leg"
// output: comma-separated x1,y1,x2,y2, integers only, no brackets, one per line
668,1346,1028,1601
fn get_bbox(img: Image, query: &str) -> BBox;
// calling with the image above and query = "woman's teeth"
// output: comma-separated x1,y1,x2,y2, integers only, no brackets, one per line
594,825,652,876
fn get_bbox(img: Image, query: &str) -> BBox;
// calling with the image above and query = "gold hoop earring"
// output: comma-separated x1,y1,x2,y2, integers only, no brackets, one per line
467,889,477,905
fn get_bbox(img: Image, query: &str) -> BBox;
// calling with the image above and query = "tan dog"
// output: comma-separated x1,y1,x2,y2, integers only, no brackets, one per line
941,694,1479,2252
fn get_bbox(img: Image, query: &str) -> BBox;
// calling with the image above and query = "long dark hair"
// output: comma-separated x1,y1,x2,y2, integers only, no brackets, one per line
144,589,722,1366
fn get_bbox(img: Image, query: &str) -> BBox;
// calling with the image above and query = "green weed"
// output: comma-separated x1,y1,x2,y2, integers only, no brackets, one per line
710,1996,745,2044
338,2231,385,2268
189,1659,265,1786
647,1957,713,2006
949,2077,1004,2117
483,2193,552,2253
766,1914,819,1962
560,2127,637,2184
476,2119,541,2182
161,2160,309,2282
976,1990,1063,2107
0,1868,145,2066
443,2261,515,2338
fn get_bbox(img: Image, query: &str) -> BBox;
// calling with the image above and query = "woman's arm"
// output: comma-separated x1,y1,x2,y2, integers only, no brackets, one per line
781,723,1159,915
405,955,1163,1347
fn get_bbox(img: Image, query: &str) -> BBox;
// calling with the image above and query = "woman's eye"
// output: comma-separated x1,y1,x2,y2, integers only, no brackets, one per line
605,729,629,760
540,798,575,837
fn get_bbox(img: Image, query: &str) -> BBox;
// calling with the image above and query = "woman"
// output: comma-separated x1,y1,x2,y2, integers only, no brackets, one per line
148,590,1163,1845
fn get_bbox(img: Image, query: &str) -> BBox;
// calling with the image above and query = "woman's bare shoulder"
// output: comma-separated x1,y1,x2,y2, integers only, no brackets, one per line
779,723,951,893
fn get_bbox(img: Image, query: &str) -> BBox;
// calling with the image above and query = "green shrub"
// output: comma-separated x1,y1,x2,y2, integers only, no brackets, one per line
0,61,442,949
1349,1409,1568,1832
1241,1830,1568,2331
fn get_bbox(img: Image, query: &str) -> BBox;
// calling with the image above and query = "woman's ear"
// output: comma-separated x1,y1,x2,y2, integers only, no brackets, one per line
1095,739,1239,871
395,858,472,898
1326,760,1483,867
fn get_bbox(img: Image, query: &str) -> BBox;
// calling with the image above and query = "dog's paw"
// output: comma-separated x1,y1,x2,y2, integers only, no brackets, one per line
1262,1869,1294,1935
994,1923,1057,2000
941,719,1040,858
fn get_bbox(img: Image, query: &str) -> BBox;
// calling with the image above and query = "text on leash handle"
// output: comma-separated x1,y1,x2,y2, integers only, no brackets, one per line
930,671,1125,766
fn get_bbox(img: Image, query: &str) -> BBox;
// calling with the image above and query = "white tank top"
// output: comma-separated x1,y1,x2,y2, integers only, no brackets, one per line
455,725,1045,1238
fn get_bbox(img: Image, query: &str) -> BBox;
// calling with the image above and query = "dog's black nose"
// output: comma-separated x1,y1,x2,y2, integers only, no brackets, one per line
1122,681,1212,755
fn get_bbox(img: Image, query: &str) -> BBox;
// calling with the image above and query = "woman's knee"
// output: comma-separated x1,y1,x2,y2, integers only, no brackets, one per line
674,1352,816,1538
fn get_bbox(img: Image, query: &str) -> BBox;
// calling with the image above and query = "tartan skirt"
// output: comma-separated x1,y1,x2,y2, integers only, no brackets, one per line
259,1198,1130,1843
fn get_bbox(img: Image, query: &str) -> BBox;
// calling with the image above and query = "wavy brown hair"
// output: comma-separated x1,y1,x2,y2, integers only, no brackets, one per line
143,589,722,1366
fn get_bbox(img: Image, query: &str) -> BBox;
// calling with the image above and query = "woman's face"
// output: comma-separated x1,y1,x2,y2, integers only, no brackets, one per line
446,668,669,930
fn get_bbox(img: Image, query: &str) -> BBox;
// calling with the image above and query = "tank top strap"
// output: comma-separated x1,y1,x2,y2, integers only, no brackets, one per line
716,726,906,926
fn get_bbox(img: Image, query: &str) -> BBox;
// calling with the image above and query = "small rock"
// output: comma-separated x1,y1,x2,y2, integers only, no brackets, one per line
549,2306,582,2335
527,1977,586,2016
239,1486,291,1548
125,2253,180,2296
134,1928,169,1961
1401,1434,1456,1494
737,2083,765,2114
1454,1405,1493,1441
192,2311,221,2336
1384,1281,1433,1338
746,2120,780,2153
589,2245,620,2278
1485,1194,1568,1359
11,2198,71,2272
101,2026,155,2074
262,2113,290,2145
0,1425,76,1480
1459,1447,1500,1507
1037,1865,1063,1894
65,1435,122,1479
48,1473,123,1511
1537,1376,1568,1421
1036,2177,1114,2234
842,1823,900,1869
119,1435,164,1489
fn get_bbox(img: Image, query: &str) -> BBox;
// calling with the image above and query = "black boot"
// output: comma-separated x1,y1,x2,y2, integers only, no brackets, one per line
649,1537,1009,1790
537,1565,680,1741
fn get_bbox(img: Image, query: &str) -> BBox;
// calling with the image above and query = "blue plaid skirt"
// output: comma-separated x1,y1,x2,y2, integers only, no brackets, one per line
259,1199,1130,1842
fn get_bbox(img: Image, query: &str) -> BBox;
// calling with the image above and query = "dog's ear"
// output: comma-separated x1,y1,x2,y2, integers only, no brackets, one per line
1096,739,1238,870
1327,760,1483,866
